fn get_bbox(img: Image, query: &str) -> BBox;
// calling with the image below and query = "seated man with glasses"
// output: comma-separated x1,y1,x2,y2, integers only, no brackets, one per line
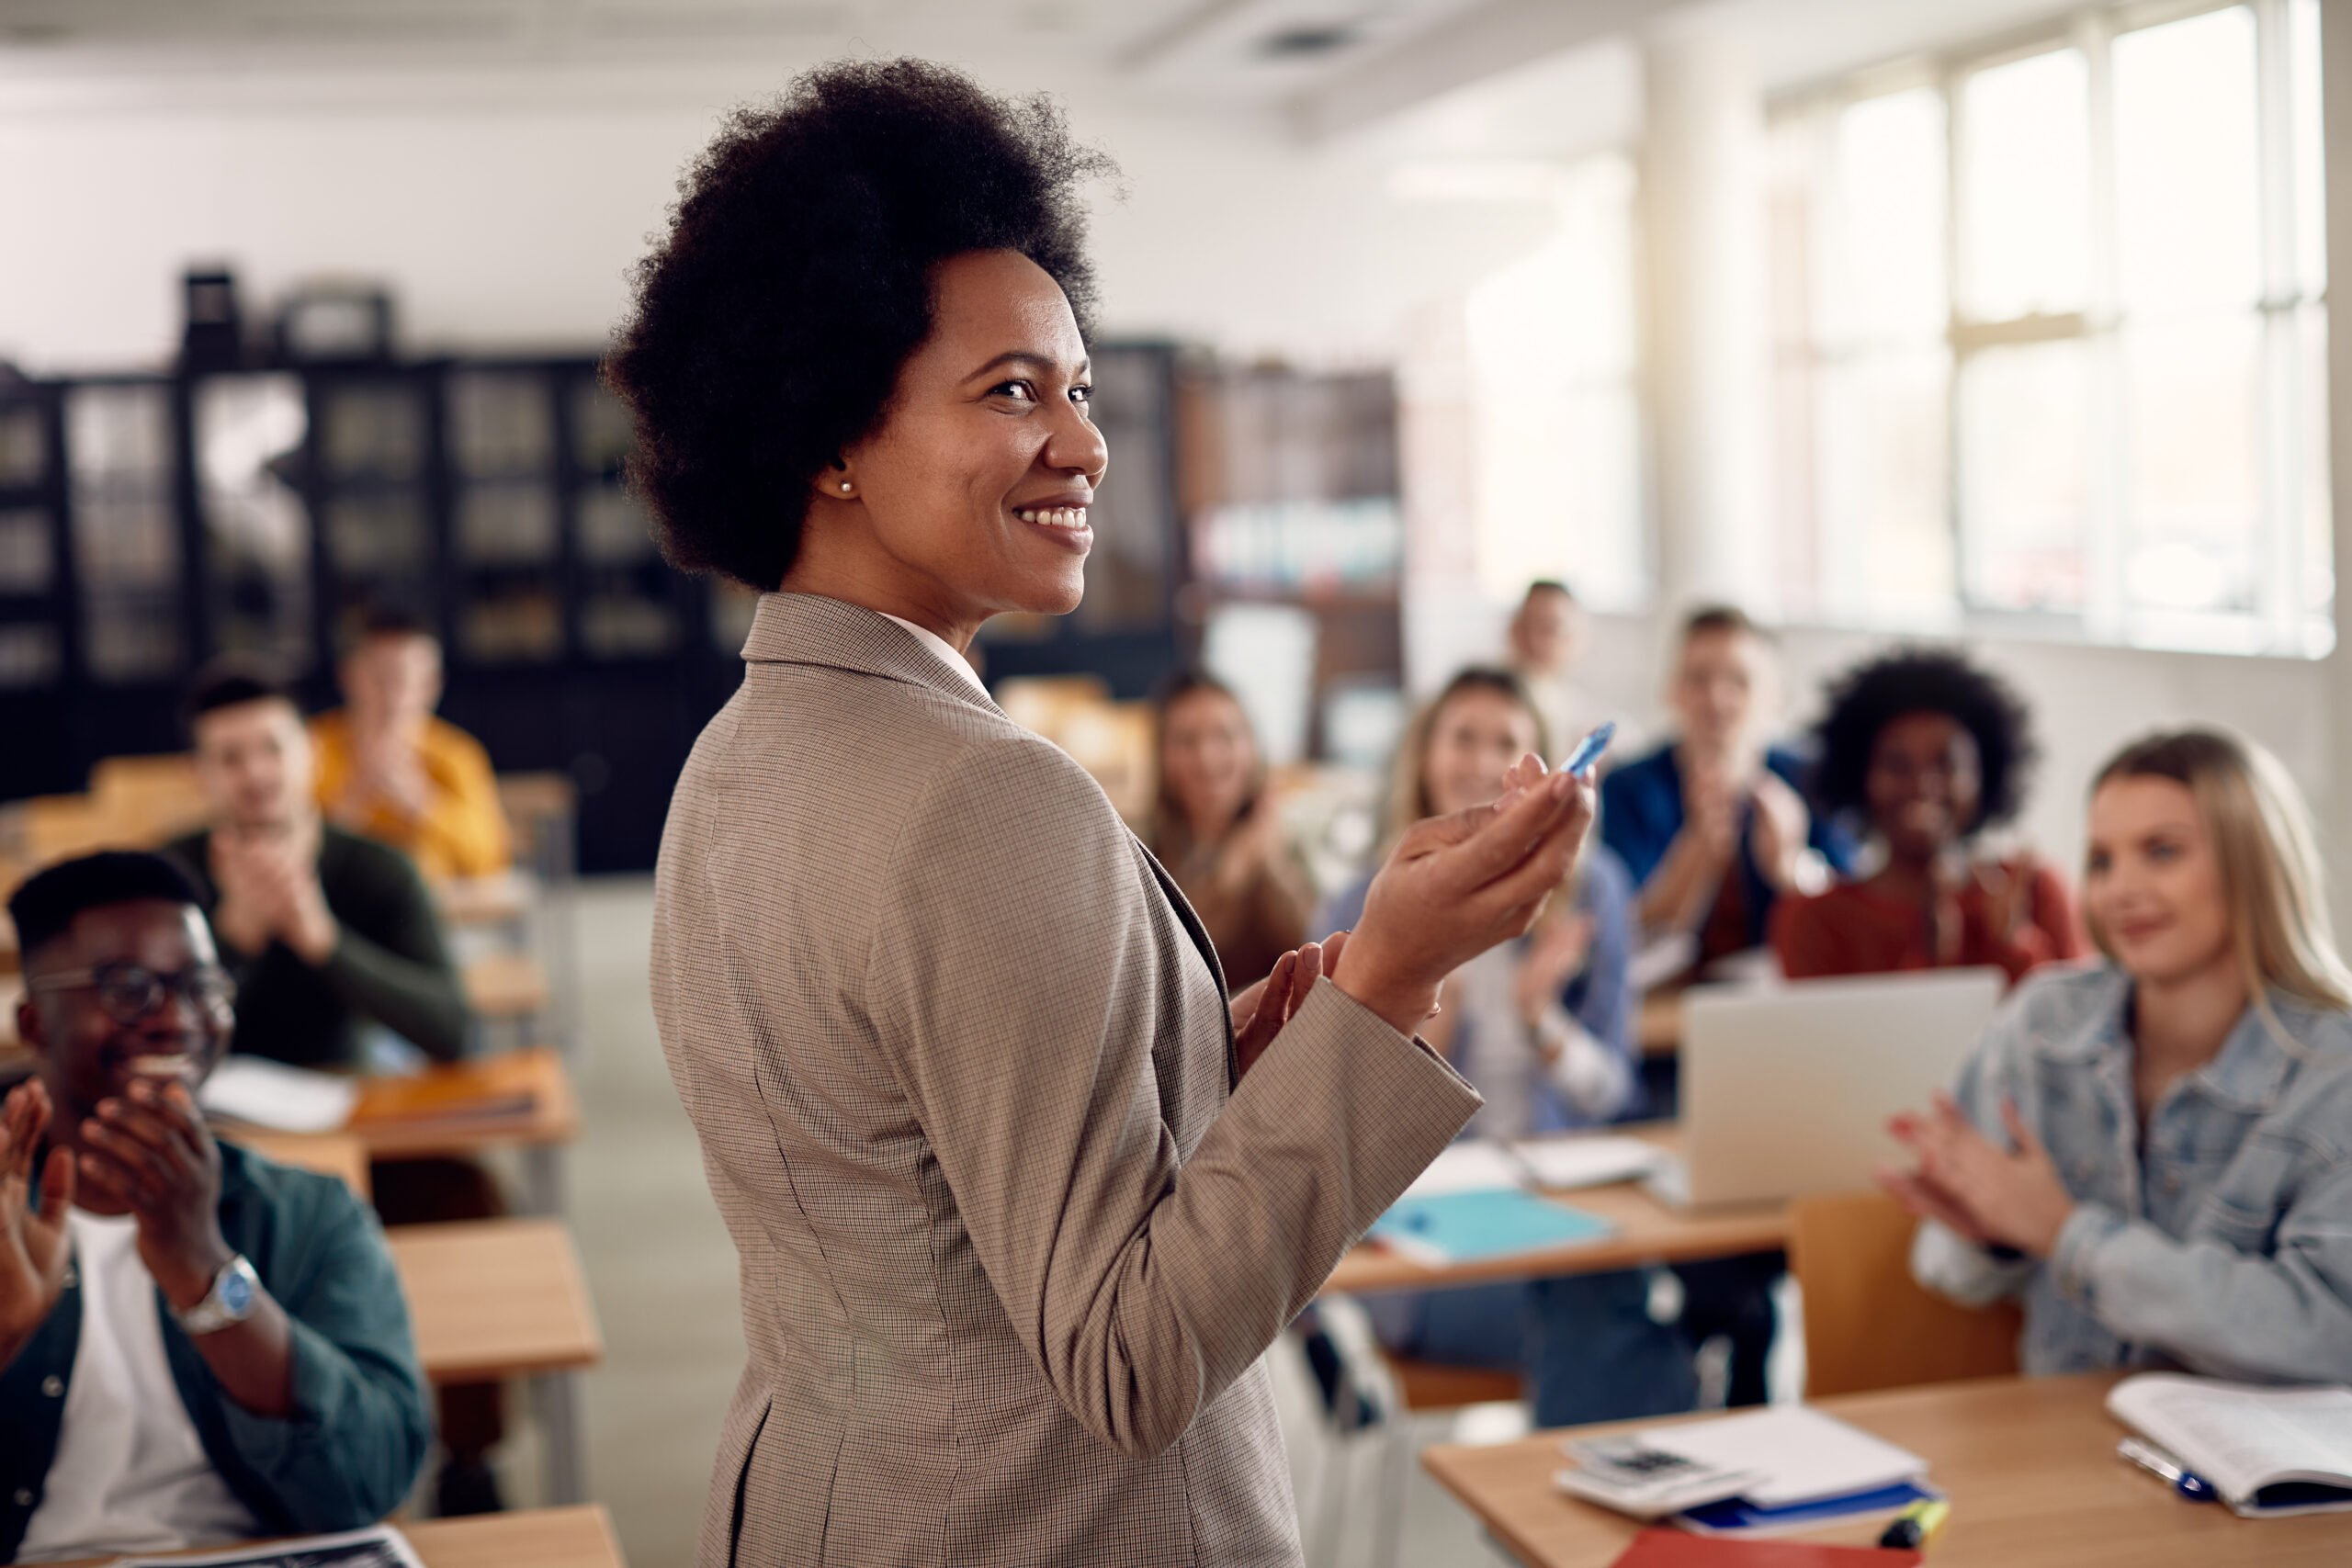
0,851,431,1562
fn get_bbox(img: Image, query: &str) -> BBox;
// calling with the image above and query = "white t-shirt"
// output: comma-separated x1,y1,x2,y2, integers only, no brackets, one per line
17,1211,257,1562
879,612,989,698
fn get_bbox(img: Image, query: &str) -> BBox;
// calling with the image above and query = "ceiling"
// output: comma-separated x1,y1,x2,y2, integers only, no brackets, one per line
0,0,2090,139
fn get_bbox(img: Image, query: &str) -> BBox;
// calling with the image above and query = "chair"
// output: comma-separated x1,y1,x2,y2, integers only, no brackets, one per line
1787,1190,2021,1398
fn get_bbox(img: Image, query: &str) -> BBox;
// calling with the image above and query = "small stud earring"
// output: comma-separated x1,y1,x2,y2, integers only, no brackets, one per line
839,481,852,492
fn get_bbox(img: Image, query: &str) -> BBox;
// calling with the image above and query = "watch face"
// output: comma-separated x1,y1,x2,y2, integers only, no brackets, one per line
220,1266,255,1314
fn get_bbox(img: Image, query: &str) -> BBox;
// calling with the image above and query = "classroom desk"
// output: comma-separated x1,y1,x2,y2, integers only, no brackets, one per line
1321,1126,1785,1296
389,1218,603,1507
432,869,535,930
44,1504,626,1568
464,950,551,1021
235,1044,580,1214
1423,1372,2352,1567
236,1128,373,1199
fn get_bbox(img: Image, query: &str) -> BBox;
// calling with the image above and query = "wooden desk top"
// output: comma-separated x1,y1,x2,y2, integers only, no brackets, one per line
463,951,550,1020
234,1129,373,1199
341,1043,580,1159
45,1505,625,1568
389,1217,604,1385
1322,1127,1784,1296
1424,1373,2352,1567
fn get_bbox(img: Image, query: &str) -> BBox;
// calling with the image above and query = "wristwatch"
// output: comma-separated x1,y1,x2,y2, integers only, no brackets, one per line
174,1255,260,1337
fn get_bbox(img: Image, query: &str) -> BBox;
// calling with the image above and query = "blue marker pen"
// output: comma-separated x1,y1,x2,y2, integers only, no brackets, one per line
1561,721,1617,778
2118,1438,2219,1502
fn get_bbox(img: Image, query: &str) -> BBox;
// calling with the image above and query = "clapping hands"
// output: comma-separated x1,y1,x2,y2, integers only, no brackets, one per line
1879,1091,2076,1258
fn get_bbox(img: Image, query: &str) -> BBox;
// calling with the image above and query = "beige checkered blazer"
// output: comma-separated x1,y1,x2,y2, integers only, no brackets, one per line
650,592,1480,1566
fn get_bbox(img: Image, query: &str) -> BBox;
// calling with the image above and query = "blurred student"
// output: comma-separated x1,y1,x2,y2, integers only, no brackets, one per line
167,662,468,1071
1,852,429,1562
1773,649,2086,985
1601,606,1855,973
166,663,502,1514
1506,580,1595,755
1889,729,2352,1383
1319,668,1694,1426
1146,671,1314,990
312,602,512,883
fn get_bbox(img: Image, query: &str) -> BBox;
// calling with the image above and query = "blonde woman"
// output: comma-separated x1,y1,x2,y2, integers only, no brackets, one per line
1318,668,1696,1427
1884,728,2352,1382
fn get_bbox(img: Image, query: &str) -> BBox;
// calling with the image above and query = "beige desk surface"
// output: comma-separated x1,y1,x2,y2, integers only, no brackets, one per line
430,870,534,929
462,951,550,1021
47,1505,625,1568
1322,1126,1784,1296
388,1217,604,1385
1424,1373,2352,1567
234,1129,372,1198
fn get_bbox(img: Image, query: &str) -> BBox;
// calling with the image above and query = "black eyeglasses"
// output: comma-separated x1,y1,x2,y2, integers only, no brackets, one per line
27,962,236,1025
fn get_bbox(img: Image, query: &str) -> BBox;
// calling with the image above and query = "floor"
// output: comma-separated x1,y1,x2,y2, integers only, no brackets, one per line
526,875,1620,1566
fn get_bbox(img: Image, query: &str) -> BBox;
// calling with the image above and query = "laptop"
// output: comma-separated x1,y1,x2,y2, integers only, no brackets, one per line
1649,967,2007,1210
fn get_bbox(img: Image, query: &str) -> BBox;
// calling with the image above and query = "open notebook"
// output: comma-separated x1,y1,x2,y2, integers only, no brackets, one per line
2109,1374,2352,1517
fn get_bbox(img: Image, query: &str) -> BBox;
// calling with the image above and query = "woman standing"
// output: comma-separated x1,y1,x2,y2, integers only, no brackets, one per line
613,62,1598,1566
1320,669,1694,1426
1147,671,1315,990
1774,649,2084,985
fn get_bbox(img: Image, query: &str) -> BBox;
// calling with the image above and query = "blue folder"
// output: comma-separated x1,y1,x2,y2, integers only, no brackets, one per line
1366,1188,1615,1264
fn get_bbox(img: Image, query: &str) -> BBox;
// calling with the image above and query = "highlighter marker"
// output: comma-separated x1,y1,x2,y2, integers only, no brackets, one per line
1561,721,1617,778
1876,1497,1951,1550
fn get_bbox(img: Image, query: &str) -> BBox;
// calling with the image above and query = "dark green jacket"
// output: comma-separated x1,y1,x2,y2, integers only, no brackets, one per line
0,1142,433,1561
165,825,471,1067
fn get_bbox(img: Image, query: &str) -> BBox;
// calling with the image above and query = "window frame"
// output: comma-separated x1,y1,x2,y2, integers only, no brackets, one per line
1770,0,2330,658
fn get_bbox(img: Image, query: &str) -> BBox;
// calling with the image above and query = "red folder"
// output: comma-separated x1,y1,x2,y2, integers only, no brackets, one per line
1610,1529,1922,1567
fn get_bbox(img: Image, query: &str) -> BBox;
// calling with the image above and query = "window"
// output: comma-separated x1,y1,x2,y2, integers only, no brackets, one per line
1771,0,2329,656
1455,152,1649,611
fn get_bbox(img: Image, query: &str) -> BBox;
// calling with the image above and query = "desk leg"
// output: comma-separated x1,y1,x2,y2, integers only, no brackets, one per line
524,1145,567,1216
533,1371,586,1506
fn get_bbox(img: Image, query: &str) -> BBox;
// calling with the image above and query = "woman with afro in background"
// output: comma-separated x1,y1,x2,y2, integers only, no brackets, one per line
1772,649,2086,986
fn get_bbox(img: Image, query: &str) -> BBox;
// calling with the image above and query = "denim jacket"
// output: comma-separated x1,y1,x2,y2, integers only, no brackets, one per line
0,1140,433,1562
1913,963,2352,1384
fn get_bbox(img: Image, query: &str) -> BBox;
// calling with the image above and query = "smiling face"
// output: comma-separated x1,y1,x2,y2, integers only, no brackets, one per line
1159,687,1257,838
1424,686,1543,819
1510,589,1582,677
2085,775,2233,987
1867,710,1984,863
20,899,232,1190
814,248,1109,641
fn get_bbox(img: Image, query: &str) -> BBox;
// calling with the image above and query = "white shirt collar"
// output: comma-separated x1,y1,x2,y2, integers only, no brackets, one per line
878,613,989,699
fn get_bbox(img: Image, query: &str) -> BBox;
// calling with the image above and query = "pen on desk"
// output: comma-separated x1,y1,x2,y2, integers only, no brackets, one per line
1875,1497,1950,1551
2117,1438,2218,1502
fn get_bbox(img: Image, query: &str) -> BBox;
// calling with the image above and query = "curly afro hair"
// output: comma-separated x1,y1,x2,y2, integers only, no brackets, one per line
605,59,1117,590
1809,648,2037,837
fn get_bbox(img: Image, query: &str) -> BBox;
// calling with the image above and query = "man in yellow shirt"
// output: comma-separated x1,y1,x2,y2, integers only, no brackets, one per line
312,603,512,882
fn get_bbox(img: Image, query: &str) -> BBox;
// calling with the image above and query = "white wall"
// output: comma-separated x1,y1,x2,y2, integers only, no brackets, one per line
0,57,1560,373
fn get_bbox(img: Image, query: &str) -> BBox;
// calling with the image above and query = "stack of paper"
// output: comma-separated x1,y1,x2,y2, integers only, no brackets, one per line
1556,1407,1939,1537
198,1055,360,1134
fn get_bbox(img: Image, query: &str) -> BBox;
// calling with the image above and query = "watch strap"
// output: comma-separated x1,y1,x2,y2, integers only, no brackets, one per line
175,1254,259,1337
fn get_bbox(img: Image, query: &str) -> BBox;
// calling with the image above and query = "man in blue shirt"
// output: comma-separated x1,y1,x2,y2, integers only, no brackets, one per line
1601,605,1856,969
0,852,430,1562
